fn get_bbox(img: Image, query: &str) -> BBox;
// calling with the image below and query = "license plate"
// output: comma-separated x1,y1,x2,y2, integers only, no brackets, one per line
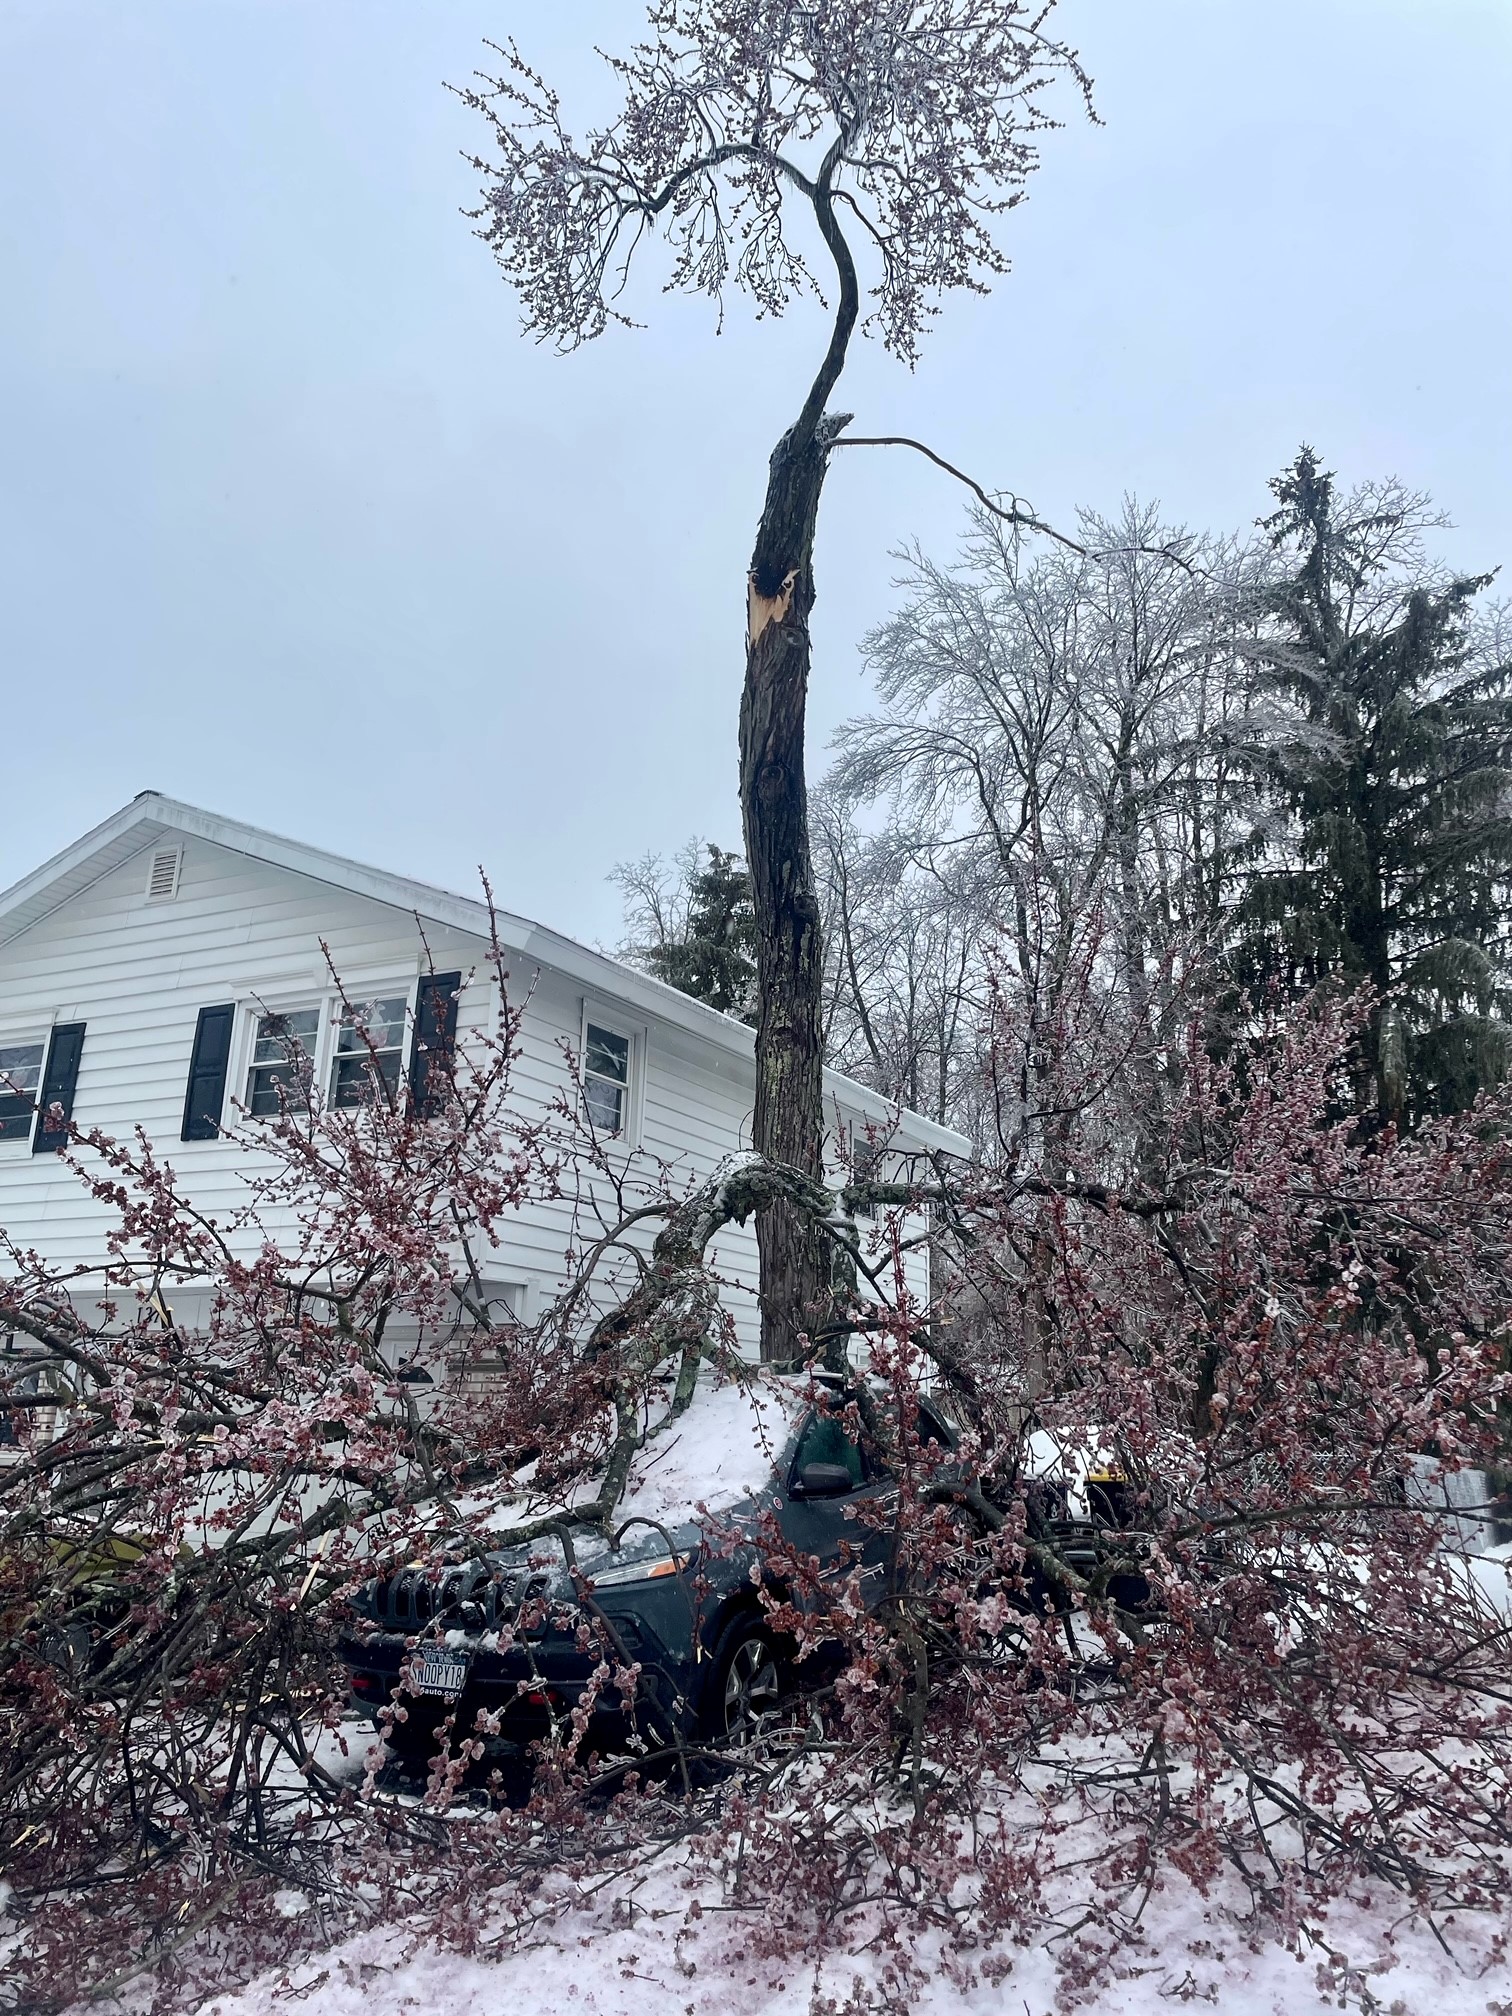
411,1649,471,1700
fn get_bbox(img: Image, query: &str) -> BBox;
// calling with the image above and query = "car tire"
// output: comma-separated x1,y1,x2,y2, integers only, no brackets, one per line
699,1614,787,1746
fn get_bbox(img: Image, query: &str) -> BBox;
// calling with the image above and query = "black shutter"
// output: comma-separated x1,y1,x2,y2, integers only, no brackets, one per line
409,972,461,1119
31,1022,86,1154
181,1004,235,1141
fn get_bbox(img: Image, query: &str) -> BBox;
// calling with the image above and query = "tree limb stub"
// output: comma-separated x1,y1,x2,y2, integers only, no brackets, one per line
749,411,854,598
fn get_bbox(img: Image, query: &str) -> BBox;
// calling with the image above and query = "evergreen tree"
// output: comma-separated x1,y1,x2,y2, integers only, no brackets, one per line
1236,448,1512,1122
617,843,758,1022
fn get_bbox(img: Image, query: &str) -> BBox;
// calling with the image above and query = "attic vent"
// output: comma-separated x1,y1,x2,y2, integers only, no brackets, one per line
145,846,182,902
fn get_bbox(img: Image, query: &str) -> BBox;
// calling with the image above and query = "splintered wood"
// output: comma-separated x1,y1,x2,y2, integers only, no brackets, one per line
747,567,798,647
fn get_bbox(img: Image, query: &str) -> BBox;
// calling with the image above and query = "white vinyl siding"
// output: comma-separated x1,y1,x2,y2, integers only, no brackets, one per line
0,833,934,1361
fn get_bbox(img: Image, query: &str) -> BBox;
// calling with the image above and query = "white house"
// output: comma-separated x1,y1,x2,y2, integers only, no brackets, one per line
0,793,967,1398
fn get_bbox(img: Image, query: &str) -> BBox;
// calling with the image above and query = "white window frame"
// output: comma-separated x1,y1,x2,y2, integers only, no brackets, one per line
232,985,415,1122
327,989,411,1112
466,1277,527,1325
579,1000,644,1148
241,1000,324,1119
0,1026,52,1150
448,1277,529,1373
850,1138,883,1222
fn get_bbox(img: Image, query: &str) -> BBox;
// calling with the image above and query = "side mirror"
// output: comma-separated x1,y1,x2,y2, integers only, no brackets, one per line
796,1462,854,1499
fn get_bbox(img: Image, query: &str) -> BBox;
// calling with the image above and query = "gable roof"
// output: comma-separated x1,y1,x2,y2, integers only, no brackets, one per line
0,792,971,1157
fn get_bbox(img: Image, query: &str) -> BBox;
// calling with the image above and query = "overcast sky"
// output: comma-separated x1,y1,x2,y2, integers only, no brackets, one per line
3,0,1509,948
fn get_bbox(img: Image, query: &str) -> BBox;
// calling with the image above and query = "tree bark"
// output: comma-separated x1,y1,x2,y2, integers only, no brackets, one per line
741,413,849,1362
735,141,858,1365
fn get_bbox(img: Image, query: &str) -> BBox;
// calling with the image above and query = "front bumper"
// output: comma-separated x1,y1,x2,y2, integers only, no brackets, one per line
340,1587,707,1754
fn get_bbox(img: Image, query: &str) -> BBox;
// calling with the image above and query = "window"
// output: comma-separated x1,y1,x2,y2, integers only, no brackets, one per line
850,1139,882,1221
330,996,407,1109
583,1022,631,1135
0,1043,43,1144
0,1343,64,1448
915,1401,952,1450
0,1336,17,1447
245,1007,320,1116
240,989,416,1122
792,1410,866,1490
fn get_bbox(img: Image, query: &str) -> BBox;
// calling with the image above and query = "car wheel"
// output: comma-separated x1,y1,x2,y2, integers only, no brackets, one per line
703,1616,785,1745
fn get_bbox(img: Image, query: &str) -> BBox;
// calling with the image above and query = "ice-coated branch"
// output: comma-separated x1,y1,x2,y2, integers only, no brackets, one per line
459,2,1092,364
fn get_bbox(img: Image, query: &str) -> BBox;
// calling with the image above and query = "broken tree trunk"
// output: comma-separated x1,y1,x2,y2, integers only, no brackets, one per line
741,412,850,1363
730,144,859,1366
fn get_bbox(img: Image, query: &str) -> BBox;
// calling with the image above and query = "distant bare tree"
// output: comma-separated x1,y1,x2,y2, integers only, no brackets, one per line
814,793,984,1126
611,839,704,964
829,502,1273,1155
460,1,1092,1358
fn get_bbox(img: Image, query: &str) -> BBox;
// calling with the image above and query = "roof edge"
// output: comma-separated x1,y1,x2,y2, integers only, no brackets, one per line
0,793,973,1159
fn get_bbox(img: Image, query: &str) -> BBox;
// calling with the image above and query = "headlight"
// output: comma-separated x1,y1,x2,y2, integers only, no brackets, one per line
588,1550,684,1590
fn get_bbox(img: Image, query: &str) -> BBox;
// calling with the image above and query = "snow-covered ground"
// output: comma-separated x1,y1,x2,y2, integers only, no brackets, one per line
192,1855,1508,2016
189,1709,1512,2016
